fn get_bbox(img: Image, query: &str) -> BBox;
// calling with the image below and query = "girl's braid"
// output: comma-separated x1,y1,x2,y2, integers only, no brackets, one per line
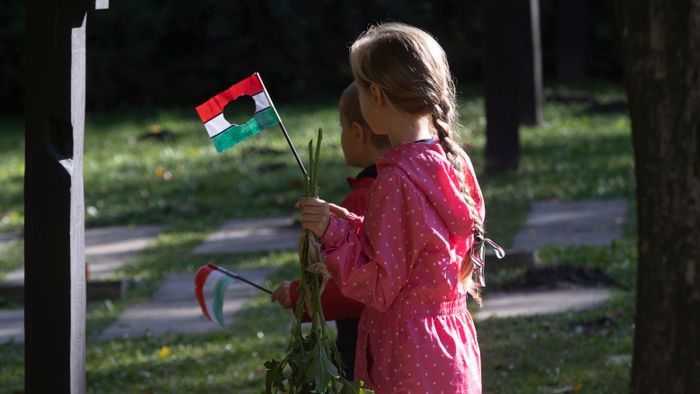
431,97,486,303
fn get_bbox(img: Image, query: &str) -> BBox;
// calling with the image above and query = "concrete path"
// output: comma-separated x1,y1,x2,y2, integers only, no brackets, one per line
192,217,298,255
1,198,628,343
0,224,166,344
0,230,21,246
100,268,274,340
0,310,23,343
3,224,166,284
192,200,628,257
475,287,611,320
511,199,627,251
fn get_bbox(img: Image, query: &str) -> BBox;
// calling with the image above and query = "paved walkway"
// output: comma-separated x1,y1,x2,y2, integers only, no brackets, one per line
0,230,21,246
100,269,273,340
0,224,166,344
3,224,166,284
0,310,23,343
1,198,628,343
475,287,611,320
512,198,627,251
192,217,298,255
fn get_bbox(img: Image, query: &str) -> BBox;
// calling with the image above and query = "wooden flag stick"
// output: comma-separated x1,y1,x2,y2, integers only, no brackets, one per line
277,121,308,179
208,263,272,294
256,74,308,178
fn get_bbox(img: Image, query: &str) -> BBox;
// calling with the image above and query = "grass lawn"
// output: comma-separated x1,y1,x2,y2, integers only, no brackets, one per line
0,82,636,393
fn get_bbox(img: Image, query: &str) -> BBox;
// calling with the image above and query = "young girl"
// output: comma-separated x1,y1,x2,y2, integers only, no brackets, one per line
298,23,491,393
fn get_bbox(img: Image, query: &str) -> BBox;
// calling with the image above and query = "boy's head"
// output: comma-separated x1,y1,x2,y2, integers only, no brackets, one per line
339,82,390,168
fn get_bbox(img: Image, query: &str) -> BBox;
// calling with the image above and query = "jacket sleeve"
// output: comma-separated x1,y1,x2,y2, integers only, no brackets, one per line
288,279,365,322
321,169,427,312
341,184,370,218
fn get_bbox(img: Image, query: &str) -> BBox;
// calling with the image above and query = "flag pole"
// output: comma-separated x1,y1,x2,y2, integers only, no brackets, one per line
208,263,272,294
256,73,308,179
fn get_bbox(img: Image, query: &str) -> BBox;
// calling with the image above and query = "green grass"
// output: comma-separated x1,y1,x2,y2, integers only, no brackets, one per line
0,253,301,393
0,83,637,392
480,291,634,394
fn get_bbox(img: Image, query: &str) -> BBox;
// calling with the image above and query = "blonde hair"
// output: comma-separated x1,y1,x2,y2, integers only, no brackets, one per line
339,82,391,150
350,22,486,302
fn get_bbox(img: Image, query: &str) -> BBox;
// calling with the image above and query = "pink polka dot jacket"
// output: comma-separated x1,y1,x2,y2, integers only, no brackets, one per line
321,140,485,393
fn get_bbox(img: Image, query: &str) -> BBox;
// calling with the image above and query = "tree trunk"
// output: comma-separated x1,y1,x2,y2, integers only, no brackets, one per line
557,0,588,81
483,0,521,172
483,0,542,171
616,1,700,393
515,0,543,126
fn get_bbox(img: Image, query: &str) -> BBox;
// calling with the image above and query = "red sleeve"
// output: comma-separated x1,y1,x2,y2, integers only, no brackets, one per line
284,182,372,322
288,279,365,322
341,182,371,217
289,280,301,308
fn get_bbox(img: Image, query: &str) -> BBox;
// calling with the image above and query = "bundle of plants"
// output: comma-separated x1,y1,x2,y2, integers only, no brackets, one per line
264,128,369,393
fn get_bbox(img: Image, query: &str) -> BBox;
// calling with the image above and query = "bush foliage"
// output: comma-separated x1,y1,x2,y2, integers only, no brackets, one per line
1,0,618,112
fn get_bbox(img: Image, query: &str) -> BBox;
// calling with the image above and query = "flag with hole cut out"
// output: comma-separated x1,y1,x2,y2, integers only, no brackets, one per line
195,73,280,152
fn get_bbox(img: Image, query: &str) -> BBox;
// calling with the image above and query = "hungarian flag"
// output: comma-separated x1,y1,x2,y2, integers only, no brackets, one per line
194,263,235,327
196,73,280,152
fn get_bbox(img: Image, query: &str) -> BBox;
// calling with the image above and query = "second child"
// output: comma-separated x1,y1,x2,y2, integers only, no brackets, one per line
271,82,390,379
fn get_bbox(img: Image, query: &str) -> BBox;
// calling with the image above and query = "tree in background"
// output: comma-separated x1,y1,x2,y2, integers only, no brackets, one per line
483,0,542,173
616,1,700,392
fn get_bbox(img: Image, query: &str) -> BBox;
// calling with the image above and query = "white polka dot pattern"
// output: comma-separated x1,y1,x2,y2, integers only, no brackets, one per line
320,142,484,393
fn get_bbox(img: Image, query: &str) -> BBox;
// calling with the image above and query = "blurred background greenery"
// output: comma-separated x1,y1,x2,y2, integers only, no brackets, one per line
0,0,618,112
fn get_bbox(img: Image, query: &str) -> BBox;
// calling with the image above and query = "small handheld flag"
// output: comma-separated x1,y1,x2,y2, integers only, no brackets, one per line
196,73,278,153
194,263,272,327
195,73,307,177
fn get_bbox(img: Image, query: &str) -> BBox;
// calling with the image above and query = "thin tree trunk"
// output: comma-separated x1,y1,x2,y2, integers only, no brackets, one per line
557,0,587,81
616,1,700,392
515,0,543,125
483,0,521,172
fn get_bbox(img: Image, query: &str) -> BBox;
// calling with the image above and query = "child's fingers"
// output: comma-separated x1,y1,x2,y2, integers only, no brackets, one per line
329,203,349,218
300,203,330,221
271,281,290,304
296,197,328,209
301,211,328,220
296,197,330,237
301,217,329,237
301,205,329,215
301,218,324,229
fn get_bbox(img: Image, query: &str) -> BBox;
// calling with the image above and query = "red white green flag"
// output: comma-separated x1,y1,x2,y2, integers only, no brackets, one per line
194,263,234,327
195,73,280,152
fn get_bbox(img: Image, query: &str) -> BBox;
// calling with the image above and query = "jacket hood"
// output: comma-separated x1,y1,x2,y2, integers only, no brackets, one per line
376,140,484,239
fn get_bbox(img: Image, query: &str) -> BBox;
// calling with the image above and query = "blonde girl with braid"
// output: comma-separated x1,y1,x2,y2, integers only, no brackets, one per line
297,22,502,393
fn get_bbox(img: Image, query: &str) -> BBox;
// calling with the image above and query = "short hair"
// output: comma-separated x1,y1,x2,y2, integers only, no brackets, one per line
339,82,391,150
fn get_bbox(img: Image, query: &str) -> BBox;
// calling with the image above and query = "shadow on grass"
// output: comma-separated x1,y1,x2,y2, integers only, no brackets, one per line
479,291,634,394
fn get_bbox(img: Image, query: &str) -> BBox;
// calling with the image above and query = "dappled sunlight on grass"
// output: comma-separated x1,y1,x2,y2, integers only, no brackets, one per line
85,262,298,393
0,93,634,235
80,106,349,229
479,291,634,393
0,83,639,392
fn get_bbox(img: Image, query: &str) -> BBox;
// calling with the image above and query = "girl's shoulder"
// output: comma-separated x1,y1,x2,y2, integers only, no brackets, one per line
377,141,448,171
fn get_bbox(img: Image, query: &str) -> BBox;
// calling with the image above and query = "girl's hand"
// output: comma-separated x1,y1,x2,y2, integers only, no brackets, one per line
271,281,292,309
295,197,348,237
